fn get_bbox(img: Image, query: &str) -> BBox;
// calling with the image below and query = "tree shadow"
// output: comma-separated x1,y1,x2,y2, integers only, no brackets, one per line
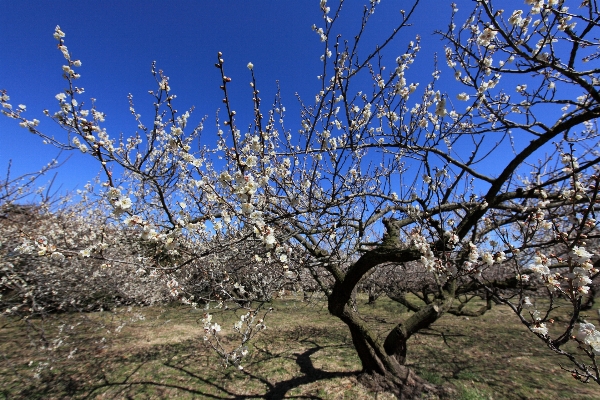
160,339,357,399
243,340,357,399
84,338,358,399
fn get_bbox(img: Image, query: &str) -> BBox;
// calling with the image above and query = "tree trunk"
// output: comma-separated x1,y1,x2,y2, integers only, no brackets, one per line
368,291,377,305
324,219,452,398
383,303,446,365
331,303,443,399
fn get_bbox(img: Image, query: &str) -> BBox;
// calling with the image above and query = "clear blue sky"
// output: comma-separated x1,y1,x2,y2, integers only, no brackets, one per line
0,1,457,194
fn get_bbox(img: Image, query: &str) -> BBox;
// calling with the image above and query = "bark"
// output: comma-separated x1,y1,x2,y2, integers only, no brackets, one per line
367,291,377,305
330,301,449,398
383,303,446,365
388,291,424,312
325,219,453,397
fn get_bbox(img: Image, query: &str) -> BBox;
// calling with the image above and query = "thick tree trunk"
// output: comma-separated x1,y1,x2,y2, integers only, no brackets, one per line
331,303,443,399
347,323,386,373
324,219,453,398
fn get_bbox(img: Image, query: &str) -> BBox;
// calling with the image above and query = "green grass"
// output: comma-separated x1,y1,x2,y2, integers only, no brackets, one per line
1,296,599,399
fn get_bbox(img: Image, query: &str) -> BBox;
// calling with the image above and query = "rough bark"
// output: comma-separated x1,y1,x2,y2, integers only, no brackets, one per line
325,219,453,397
383,303,446,365
330,299,449,397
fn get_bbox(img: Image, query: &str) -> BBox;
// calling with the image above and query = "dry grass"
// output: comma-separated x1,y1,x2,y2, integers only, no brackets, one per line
1,296,599,399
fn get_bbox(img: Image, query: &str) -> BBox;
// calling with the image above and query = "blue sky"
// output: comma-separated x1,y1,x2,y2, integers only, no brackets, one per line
1,1,459,194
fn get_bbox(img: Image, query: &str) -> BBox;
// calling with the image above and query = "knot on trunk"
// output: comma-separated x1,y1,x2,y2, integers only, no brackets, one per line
381,218,402,248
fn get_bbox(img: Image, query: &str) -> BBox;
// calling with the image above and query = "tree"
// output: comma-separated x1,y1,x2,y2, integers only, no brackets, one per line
3,0,600,397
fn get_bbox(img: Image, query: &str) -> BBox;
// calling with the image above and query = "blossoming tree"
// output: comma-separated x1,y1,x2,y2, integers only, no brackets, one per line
3,0,600,397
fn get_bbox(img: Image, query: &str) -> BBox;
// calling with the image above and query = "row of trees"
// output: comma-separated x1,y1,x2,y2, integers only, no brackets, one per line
2,0,600,397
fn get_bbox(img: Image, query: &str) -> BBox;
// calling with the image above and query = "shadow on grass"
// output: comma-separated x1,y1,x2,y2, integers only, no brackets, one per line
83,338,357,399
242,340,357,399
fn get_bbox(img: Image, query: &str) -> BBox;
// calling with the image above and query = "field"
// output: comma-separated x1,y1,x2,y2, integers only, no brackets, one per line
1,295,599,399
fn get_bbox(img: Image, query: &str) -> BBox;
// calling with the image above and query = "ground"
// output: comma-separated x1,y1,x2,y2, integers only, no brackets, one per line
1,295,599,399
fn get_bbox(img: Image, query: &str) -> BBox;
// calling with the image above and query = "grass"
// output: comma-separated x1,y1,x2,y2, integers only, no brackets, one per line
1,295,599,399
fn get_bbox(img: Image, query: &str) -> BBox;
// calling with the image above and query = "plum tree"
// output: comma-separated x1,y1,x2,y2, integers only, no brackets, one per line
3,0,600,397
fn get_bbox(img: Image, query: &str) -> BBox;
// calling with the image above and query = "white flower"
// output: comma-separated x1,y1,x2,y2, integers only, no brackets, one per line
435,98,447,117
577,323,600,354
444,230,459,244
233,282,246,294
579,285,591,295
245,155,258,167
477,27,497,47
264,234,276,247
241,202,254,214
234,320,243,331
531,323,548,336
115,197,132,210
219,171,232,183
482,252,494,266
124,215,143,226
79,248,91,258
495,251,506,263
59,45,69,59
572,246,592,261
202,313,213,325
508,10,523,26
53,26,65,40
528,256,550,275
247,62,254,70
456,93,470,101
530,264,550,275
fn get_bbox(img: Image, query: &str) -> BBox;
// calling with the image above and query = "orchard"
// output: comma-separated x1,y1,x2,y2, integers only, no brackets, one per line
2,1,600,398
